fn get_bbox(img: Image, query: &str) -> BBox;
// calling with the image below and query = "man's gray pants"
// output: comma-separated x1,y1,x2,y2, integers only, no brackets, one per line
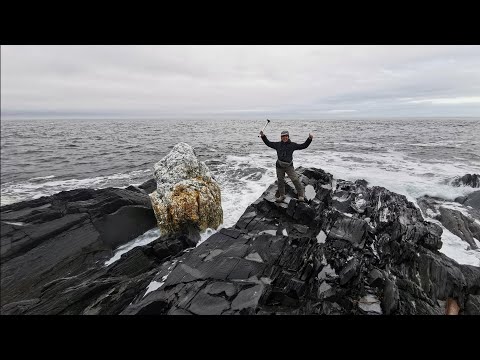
276,163,304,197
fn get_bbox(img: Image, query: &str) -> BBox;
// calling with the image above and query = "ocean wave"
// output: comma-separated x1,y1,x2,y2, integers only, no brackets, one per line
28,175,56,182
1,169,152,206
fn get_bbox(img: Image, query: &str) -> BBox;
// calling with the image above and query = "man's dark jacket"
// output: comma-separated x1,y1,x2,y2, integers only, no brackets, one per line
261,135,312,165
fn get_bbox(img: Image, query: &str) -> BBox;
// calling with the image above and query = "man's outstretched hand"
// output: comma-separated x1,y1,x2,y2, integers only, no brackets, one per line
309,133,314,139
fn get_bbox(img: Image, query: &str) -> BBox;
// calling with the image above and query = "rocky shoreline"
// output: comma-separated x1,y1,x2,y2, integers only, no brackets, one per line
2,166,479,315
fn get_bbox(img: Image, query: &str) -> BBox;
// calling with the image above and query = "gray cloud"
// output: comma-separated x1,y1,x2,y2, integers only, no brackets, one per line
1,45,480,119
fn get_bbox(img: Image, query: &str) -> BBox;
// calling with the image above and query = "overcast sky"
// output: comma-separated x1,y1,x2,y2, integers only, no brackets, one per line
2,45,480,119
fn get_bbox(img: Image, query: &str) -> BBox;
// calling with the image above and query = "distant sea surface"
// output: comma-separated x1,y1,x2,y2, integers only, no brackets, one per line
2,118,480,265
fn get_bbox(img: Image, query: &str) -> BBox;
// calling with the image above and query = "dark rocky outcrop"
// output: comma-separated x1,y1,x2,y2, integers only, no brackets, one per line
1,184,158,308
138,178,157,194
1,232,196,315
452,174,480,188
455,190,480,211
122,167,480,315
3,168,479,315
418,195,480,250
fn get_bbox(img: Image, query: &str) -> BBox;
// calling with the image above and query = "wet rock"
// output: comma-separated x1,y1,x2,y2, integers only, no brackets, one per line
332,197,354,214
291,224,309,234
328,215,367,246
417,195,442,219
138,178,157,194
455,196,467,204
464,295,480,315
296,203,316,223
339,258,361,285
0,187,156,307
459,264,480,291
219,227,243,239
452,174,480,188
439,207,479,249
417,194,480,250
321,301,344,315
358,294,382,314
168,307,193,315
245,252,264,263
464,191,480,211
368,268,386,288
355,179,369,188
317,281,333,298
188,291,230,315
1,213,90,261
382,279,399,315
231,284,265,312
1,298,40,315
351,194,368,214
205,282,236,298
93,205,157,249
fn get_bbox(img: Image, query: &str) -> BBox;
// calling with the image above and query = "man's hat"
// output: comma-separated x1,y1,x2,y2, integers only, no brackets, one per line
281,131,289,136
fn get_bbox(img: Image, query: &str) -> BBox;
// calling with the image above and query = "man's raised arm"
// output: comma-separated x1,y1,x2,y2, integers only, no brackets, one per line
260,131,278,149
295,133,313,150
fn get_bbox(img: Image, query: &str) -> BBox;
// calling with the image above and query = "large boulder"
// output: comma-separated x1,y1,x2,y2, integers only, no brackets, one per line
149,143,223,237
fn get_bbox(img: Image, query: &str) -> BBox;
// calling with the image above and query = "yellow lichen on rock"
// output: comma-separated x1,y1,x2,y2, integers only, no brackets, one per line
150,177,222,235
149,142,223,237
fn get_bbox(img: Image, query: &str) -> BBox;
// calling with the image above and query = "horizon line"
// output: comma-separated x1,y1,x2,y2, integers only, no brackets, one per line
2,115,480,121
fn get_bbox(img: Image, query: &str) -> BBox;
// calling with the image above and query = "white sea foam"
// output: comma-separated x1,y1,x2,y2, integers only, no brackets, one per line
214,153,277,228
105,226,217,266
292,150,479,204
105,227,160,266
1,169,152,206
197,228,218,246
3,221,26,226
440,201,479,219
28,175,56,181
143,281,164,297
438,227,480,267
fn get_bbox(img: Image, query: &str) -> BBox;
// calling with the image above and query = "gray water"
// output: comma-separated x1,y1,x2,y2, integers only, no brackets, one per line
1,117,479,216
2,117,480,265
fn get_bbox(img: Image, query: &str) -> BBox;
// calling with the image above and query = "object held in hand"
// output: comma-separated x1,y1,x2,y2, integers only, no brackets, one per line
258,119,270,137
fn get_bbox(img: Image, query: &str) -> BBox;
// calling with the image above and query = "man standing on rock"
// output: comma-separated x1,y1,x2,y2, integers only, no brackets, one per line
260,130,313,202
